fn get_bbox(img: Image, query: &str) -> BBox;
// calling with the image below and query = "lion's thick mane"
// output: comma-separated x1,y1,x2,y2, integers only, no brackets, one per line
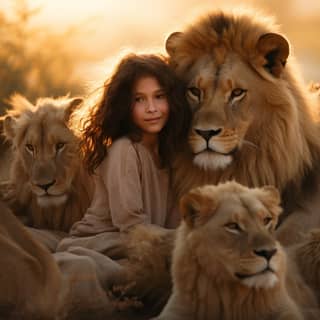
1,94,93,232
166,10,320,245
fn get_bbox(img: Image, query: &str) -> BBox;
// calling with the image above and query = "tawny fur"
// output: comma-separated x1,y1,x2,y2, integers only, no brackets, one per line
166,9,320,246
292,229,320,305
1,94,93,232
109,225,175,317
0,200,65,319
156,182,320,320
0,116,13,181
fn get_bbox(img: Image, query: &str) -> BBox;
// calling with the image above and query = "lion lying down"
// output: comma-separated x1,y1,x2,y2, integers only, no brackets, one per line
154,182,320,320
0,200,63,320
0,94,93,242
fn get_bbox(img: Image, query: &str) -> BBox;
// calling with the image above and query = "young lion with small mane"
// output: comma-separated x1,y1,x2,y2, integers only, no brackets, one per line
1,95,93,236
155,182,320,320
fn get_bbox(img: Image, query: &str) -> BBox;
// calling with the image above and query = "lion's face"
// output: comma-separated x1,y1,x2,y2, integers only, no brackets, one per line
179,182,284,289
166,14,290,171
185,55,257,170
4,95,83,207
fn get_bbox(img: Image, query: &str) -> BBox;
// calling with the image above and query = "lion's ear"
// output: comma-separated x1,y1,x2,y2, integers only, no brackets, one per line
179,187,217,228
8,93,35,112
3,115,17,140
165,32,183,56
256,33,289,78
259,185,282,219
64,97,83,122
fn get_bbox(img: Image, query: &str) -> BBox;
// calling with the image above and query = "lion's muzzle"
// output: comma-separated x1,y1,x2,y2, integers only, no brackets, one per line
194,128,222,140
36,179,56,192
189,127,240,170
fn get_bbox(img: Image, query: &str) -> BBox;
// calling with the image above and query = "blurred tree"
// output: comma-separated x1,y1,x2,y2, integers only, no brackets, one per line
0,0,85,114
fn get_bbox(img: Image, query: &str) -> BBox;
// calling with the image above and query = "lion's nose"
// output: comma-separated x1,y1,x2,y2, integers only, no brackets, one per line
37,180,56,192
254,248,277,261
195,128,222,141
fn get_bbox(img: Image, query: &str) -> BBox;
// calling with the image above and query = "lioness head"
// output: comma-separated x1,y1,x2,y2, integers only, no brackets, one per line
166,11,293,171
3,94,83,207
179,181,284,289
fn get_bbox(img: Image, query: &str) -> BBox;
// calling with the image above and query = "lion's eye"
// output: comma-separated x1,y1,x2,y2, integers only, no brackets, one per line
230,88,247,101
25,143,34,153
263,216,273,226
56,142,65,152
225,222,242,234
187,87,201,100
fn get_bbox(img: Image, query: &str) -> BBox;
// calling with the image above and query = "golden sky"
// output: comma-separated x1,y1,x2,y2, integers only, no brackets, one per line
2,0,320,82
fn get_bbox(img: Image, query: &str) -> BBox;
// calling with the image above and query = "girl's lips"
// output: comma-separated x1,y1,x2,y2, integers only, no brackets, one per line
145,117,161,122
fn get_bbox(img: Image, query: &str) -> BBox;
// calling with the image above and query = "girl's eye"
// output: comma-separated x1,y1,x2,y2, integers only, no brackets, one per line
224,222,242,234
156,93,166,99
188,87,201,99
26,144,34,153
56,142,65,152
134,96,144,103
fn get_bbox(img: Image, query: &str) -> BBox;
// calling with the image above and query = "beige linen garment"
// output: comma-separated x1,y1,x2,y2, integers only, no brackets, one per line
54,137,178,317
58,136,176,252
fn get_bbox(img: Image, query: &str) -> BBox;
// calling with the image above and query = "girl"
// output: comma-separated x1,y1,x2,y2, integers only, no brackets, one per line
69,53,190,237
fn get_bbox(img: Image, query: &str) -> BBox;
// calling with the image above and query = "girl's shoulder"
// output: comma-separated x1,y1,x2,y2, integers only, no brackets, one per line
107,136,139,161
109,136,133,151
97,137,140,174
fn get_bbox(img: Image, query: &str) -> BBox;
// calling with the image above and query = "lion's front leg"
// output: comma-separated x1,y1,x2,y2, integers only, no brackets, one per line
154,294,193,320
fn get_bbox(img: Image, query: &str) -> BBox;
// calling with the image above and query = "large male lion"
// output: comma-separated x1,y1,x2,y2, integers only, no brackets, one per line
156,182,320,320
1,94,93,233
166,9,320,245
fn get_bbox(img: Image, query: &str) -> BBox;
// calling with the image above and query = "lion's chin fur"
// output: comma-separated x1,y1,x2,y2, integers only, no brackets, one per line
193,152,233,170
37,194,68,207
240,271,279,289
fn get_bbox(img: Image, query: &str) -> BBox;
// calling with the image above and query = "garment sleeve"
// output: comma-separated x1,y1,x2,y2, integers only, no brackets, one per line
102,142,147,232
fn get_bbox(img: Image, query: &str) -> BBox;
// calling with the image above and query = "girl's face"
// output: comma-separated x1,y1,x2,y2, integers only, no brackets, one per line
131,76,169,137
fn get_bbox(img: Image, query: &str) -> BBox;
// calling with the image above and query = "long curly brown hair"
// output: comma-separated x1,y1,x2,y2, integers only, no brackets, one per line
80,53,191,174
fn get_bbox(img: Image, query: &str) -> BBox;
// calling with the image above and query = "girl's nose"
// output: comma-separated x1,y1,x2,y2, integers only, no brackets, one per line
146,99,157,112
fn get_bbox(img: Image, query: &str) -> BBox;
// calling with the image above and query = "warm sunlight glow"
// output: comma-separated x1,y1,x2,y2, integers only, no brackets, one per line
0,0,319,107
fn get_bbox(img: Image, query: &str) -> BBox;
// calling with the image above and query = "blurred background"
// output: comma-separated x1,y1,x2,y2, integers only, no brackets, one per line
0,0,319,114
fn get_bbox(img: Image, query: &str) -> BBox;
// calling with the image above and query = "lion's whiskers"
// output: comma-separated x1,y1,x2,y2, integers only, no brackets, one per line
242,140,259,150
